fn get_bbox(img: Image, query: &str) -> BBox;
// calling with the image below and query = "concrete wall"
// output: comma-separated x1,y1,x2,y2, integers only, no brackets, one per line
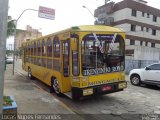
126,45,160,60
125,59,159,74
112,8,160,28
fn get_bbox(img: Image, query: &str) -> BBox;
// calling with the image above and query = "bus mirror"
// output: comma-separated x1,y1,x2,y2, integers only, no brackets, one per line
71,38,77,51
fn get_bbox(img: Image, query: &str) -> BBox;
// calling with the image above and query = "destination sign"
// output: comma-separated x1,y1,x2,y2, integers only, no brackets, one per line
83,65,124,76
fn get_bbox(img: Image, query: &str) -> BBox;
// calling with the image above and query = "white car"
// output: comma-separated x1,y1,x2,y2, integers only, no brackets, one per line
6,56,13,64
129,63,160,86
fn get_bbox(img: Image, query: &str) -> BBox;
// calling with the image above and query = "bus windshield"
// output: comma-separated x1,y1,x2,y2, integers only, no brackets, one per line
82,33,125,76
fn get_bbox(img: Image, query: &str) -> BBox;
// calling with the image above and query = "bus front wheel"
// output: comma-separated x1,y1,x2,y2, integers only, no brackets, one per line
51,78,61,96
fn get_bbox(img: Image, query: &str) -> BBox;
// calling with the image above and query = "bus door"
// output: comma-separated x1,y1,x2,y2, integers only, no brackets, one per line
61,40,71,92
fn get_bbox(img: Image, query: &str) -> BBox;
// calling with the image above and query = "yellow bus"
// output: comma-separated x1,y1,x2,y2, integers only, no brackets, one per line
22,25,127,100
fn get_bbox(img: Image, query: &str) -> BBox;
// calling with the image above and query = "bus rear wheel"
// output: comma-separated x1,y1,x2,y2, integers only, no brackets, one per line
28,68,34,80
51,78,61,96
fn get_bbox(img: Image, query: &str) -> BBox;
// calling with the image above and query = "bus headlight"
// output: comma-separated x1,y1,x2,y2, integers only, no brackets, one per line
72,77,80,82
82,77,88,82
83,88,93,96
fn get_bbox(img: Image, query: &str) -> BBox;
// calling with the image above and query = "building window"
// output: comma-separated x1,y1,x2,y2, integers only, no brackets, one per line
130,39,135,45
151,43,155,48
146,28,149,32
142,12,145,17
131,24,136,31
141,26,144,31
140,41,143,46
152,29,156,36
145,42,148,46
147,13,150,18
153,15,157,22
132,9,137,17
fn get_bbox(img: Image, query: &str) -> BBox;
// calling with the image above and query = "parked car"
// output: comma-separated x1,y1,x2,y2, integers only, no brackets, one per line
129,63,160,86
6,56,13,64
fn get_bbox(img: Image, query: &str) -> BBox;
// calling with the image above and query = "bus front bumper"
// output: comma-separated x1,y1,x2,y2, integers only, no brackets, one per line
72,81,127,99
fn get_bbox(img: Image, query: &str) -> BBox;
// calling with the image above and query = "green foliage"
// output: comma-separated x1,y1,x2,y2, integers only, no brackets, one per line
7,16,16,37
3,96,13,106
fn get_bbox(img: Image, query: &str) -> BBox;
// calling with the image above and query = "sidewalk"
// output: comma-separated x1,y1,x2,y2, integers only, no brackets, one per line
4,64,74,114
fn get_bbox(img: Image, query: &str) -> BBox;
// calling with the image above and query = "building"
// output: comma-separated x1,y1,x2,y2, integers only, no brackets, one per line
94,0,160,61
16,25,42,50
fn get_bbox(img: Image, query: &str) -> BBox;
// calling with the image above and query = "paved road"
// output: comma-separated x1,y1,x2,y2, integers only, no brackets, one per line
5,59,160,120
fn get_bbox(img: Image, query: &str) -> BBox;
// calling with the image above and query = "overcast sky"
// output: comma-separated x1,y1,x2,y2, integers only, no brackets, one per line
7,0,160,48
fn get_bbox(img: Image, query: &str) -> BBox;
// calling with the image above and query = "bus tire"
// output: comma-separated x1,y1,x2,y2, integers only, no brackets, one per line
51,78,62,96
28,68,34,80
50,78,54,93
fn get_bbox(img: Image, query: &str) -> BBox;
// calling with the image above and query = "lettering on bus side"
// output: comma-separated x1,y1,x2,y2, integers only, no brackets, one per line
83,65,124,76
88,79,120,86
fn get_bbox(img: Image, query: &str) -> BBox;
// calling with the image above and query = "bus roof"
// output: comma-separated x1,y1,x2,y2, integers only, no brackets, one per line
47,25,124,37
23,25,125,44
71,25,124,33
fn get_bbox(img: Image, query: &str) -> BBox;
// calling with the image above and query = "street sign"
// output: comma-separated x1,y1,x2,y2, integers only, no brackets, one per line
38,6,55,20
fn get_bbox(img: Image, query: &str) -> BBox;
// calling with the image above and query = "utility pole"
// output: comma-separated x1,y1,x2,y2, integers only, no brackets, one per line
0,0,8,115
12,9,38,75
82,5,98,23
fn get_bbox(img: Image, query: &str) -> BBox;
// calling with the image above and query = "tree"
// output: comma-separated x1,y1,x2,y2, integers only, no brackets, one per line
7,16,16,37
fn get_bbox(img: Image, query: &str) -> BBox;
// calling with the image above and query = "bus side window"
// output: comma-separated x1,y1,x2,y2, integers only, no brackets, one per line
34,41,37,64
71,36,79,76
37,41,41,56
53,36,60,58
31,42,34,56
53,36,60,71
62,41,69,77
34,41,36,56
42,39,46,56
47,38,52,57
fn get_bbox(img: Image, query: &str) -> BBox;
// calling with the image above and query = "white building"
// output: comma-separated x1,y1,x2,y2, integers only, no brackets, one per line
94,0,160,61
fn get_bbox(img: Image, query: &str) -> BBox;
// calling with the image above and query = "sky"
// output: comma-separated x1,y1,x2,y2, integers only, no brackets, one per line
7,0,160,49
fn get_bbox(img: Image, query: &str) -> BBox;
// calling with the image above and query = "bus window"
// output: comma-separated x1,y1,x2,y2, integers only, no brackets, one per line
71,35,79,76
47,59,52,69
82,34,125,76
47,38,52,57
26,44,28,55
31,57,34,63
37,41,41,56
34,41,36,56
31,42,34,56
42,39,46,56
62,41,69,77
27,43,30,56
53,59,60,71
25,45,28,62
37,58,41,66
53,36,60,57
42,58,46,67
34,58,37,64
